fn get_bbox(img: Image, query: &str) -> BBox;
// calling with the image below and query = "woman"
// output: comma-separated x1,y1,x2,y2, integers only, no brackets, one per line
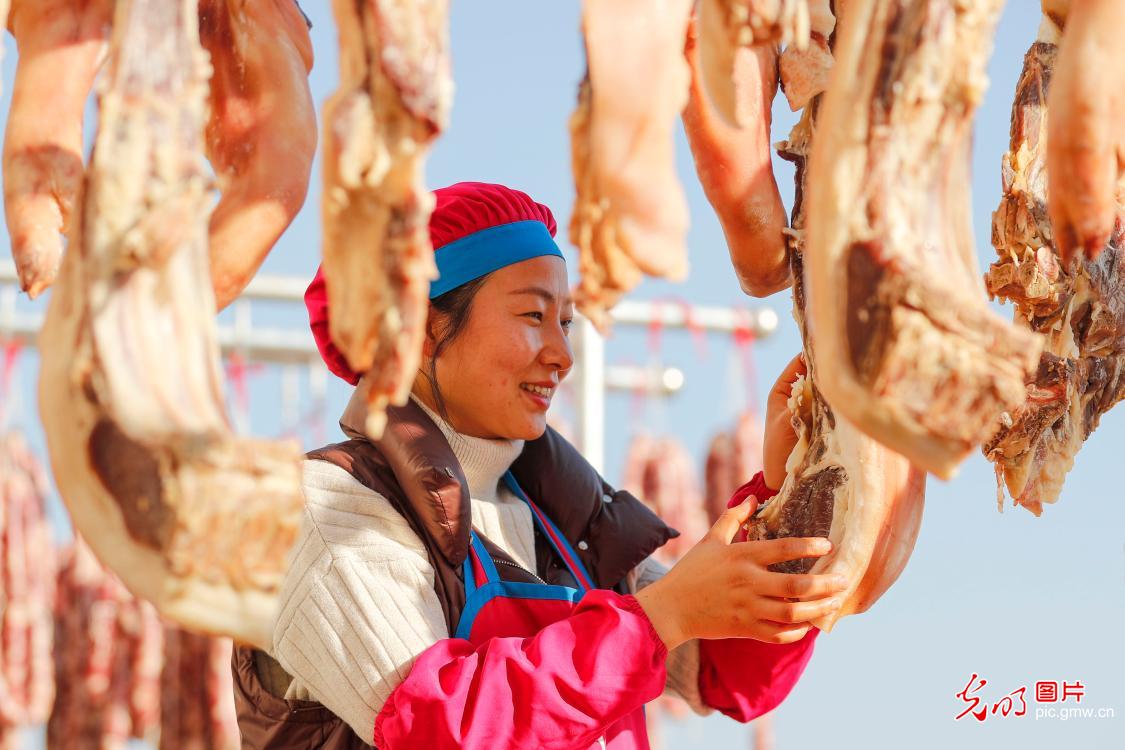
232,182,846,749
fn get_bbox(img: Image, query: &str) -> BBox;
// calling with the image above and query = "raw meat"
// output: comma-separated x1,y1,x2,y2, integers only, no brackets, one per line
803,0,1042,478
2,0,112,298
985,12,1125,515
320,0,452,439
752,22,926,632
570,0,693,331
159,628,239,750
36,0,303,649
0,432,55,742
48,539,163,750
199,0,318,310
1046,0,1125,263
683,17,790,296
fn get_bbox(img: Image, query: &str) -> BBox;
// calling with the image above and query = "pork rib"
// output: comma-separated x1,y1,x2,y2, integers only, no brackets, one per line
37,0,303,648
570,0,692,331
803,0,1042,478
1046,0,1125,263
683,18,790,297
321,0,451,439
200,0,317,310
2,0,112,298
984,13,1125,516
747,23,926,631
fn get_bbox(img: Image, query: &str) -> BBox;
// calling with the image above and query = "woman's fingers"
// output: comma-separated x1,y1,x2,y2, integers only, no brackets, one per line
757,594,842,624
754,570,848,600
769,352,807,398
709,494,759,544
752,622,812,645
745,536,832,565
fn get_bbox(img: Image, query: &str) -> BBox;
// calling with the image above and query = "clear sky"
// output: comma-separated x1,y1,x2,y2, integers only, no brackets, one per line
3,2,1122,749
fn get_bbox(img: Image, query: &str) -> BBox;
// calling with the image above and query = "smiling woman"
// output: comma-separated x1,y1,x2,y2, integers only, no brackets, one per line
235,181,835,750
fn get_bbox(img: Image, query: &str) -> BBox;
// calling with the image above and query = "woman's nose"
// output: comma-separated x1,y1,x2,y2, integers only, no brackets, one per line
542,322,575,374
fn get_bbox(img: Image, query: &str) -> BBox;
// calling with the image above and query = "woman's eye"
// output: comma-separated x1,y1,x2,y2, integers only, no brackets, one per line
561,318,574,330
523,311,544,322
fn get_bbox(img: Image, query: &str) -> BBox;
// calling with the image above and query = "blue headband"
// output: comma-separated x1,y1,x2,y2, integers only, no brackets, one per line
429,220,565,299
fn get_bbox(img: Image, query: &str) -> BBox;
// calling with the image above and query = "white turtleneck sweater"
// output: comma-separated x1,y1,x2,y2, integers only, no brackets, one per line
271,395,709,740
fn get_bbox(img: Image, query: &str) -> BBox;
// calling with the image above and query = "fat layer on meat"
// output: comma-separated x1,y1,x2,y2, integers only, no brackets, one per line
804,0,1042,478
36,0,303,649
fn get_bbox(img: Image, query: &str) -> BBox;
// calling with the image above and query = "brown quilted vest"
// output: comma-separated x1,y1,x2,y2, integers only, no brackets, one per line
232,398,678,749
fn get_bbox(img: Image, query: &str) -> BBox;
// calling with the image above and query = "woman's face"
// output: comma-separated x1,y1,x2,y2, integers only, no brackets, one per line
418,255,575,440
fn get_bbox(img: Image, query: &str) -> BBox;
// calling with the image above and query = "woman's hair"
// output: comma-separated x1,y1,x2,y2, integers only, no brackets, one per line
424,273,492,422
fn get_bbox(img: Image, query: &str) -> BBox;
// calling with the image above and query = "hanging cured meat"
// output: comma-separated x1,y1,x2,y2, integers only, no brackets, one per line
320,0,452,439
0,432,55,746
198,0,317,310
36,0,304,648
683,17,790,297
985,5,1125,515
48,540,164,749
777,0,833,111
570,0,693,330
2,0,112,299
2,0,315,306
159,628,239,750
1046,0,1125,263
703,412,764,525
802,0,1042,478
750,2,927,632
623,435,708,563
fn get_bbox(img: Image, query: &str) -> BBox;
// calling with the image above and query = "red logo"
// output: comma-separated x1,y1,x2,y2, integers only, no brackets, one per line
955,675,1089,721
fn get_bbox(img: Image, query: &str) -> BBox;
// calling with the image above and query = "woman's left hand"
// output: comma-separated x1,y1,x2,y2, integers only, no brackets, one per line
762,353,807,491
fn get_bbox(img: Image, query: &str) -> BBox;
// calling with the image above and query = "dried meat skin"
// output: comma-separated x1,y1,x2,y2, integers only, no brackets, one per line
321,0,450,439
570,0,693,331
803,0,1042,479
2,0,113,298
200,0,317,310
36,0,303,649
985,20,1125,515
1047,0,1125,263
683,18,790,297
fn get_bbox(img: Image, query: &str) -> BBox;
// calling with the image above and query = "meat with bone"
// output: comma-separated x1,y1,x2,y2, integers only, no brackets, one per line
48,539,164,750
320,0,451,440
803,0,1042,479
159,628,239,750
683,17,790,297
1046,0,1125,263
750,16,927,632
2,0,112,299
0,433,56,744
984,12,1125,516
36,0,303,648
199,0,317,311
570,0,693,331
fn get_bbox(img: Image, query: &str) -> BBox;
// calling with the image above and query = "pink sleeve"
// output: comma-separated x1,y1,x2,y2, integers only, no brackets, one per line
700,470,817,721
372,589,668,749
697,628,819,722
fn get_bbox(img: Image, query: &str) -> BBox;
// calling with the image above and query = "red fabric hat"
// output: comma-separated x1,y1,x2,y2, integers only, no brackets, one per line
305,182,558,384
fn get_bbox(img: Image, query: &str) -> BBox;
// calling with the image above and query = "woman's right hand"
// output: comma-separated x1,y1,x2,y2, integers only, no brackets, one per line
633,497,848,651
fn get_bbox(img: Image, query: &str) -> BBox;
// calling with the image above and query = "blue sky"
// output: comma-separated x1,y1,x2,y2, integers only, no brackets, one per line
4,2,1122,749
